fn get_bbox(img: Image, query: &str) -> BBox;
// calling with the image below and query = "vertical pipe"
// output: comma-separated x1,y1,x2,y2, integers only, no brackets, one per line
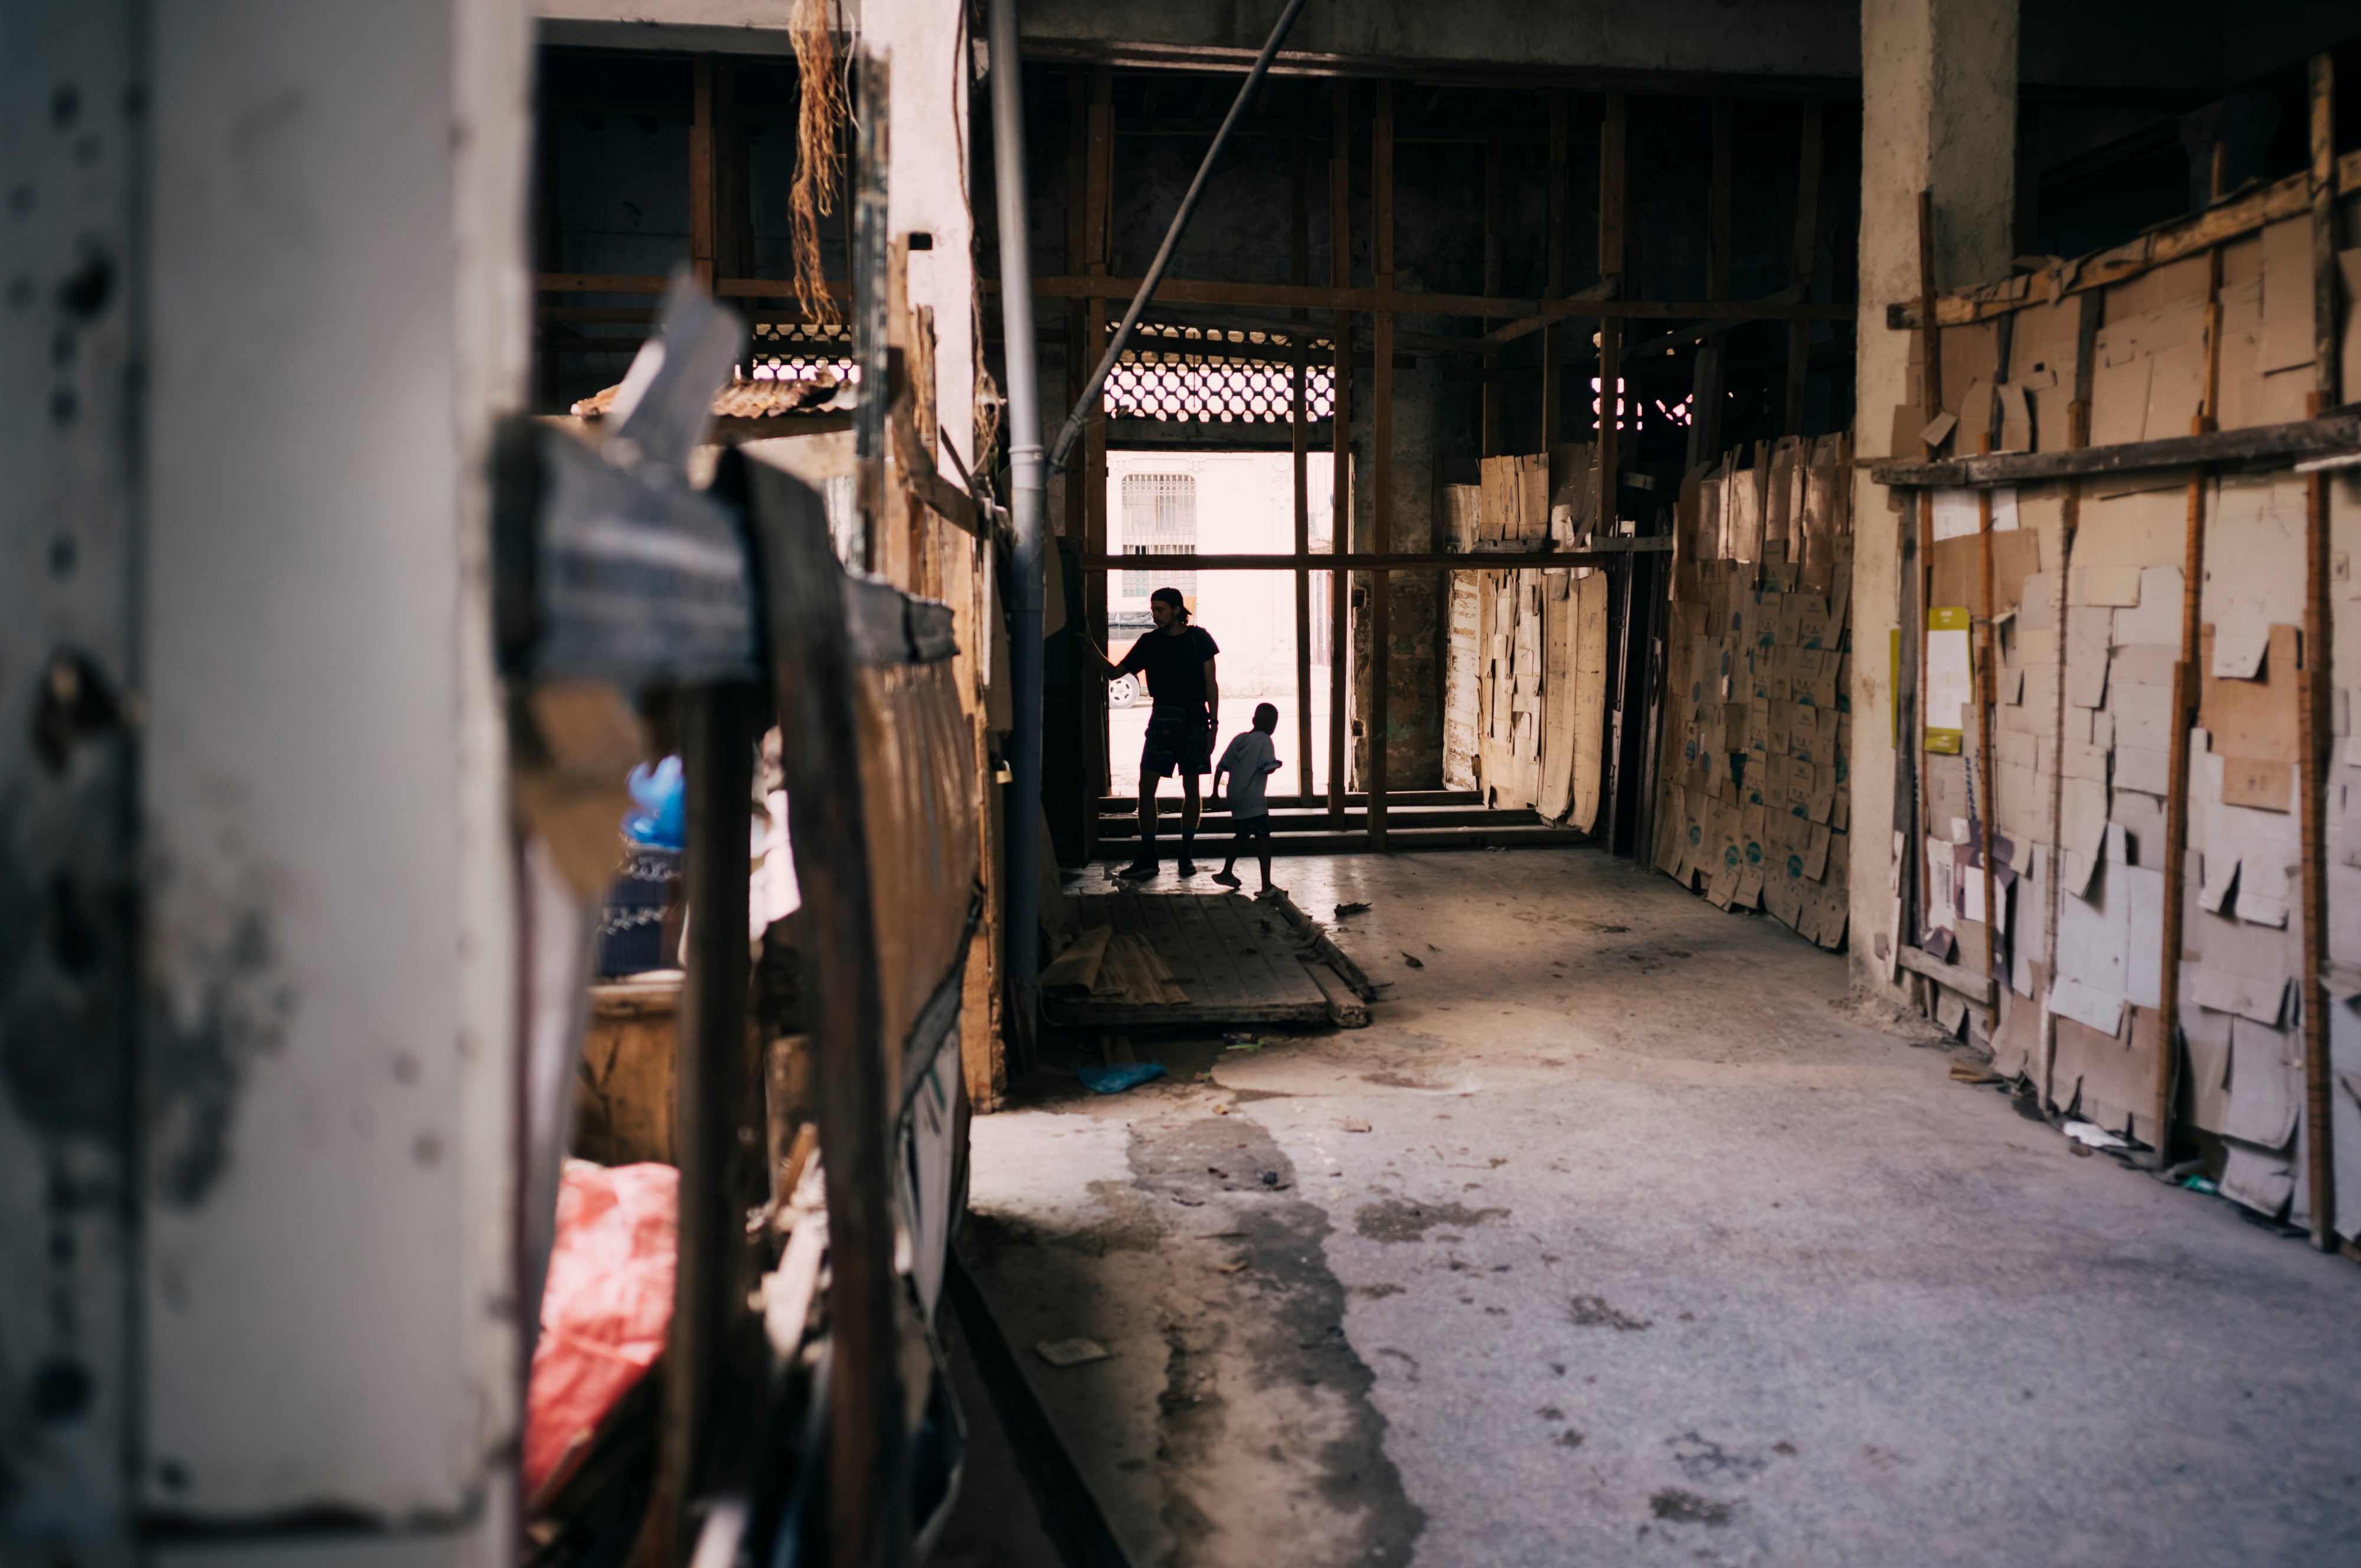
1370,83,1394,849
988,0,1046,1050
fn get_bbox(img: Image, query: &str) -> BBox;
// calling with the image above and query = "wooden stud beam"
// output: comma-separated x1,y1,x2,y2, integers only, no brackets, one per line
1016,273,1847,323
1080,546,1671,570
2301,52,2341,1248
1292,123,1316,806
1888,146,2361,330
1327,80,1351,830
689,57,716,288
1784,102,1824,435
1868,412,2361,489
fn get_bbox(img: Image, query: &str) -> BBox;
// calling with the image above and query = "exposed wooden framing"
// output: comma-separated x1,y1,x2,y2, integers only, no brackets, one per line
1541,92,1568,447
1868,412,2361,487
659,682,759,1564
1078,548,1668,570
536,272,853,300
2301,51,2340,1248
1482,122,1504,456
1371,81,1395,850
1785,102,1824,434
1706,98,1732,303
2156,239,2224,1171
1328,80,1351,829
753,511,907,1568
1596,90,1626,519
1890,146,2361,330
1293,123,1315,801
689,57,717,287
1022,272,1847,322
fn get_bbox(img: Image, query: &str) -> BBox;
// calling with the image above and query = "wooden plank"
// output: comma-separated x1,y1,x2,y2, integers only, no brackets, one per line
1305,961,1372,1027
1329,81,1352,830
750,487,906,1568
1707,97,1732,303
1785,101,1823,435
689,57,715,289
1289,125,1316,804
1482,122,1504,456
1078,546,1667,571
2302,48,2340,1248
1209,895,1323,1006
1541,91,1568,446
1869,412,2361,488
1596,89,1626,523
1892,146,2361,329
1896,942,1995,1005
1176,893,1248,1009
1015,271,1850,322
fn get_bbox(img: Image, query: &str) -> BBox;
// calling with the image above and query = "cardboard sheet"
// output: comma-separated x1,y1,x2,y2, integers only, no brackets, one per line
2221,1139,2295,1217
2225,1014,2301,1150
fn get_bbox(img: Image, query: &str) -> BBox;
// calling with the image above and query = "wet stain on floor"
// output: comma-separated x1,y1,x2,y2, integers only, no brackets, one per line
1353,1197,1510,1243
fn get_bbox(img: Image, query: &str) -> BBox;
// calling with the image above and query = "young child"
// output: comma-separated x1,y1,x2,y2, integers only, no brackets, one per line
1210,702,1284,895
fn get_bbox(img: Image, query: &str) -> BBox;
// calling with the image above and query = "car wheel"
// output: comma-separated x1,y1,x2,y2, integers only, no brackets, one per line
1108,675,1142,709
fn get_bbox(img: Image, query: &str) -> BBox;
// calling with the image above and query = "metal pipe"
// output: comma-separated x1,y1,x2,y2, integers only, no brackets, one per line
1046,0,1310,473
987,0,1046,1048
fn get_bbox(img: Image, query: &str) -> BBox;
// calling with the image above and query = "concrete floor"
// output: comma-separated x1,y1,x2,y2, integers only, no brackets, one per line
951,847,2361,1567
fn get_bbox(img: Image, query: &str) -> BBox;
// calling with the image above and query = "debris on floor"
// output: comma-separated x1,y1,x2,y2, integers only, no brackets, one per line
1076,1062,1169,1095
2062,1119,2129,1151
1034,1337,1111,1368
1401,951,1424,968
1040,890,1376,1029
1335,901,1371,918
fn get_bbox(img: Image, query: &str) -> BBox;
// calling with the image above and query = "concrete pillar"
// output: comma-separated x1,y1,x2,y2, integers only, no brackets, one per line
1846,0,2018,993
4,1,531,1559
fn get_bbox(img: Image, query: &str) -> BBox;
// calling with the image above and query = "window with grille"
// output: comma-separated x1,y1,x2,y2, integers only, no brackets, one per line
1103,324,1336,424
1120,473,1198,602
748,320,856,383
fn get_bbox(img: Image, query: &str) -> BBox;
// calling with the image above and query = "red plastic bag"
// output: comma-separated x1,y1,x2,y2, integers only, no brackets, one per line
523,1160,678,1500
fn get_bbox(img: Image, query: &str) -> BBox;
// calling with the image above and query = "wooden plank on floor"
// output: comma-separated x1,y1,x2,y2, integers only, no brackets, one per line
1213,895,1326,1006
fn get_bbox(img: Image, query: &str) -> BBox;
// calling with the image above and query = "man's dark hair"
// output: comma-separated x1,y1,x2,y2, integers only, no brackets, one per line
1150,585,1191,623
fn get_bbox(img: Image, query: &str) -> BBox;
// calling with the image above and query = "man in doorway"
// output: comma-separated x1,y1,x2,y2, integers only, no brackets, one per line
1087,585,1219,879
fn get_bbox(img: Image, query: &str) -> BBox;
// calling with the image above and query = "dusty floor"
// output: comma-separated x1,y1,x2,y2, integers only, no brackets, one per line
947,847,2361,1567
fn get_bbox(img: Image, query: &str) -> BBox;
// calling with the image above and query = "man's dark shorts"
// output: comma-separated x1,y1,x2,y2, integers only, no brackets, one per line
1231,812,1272,840
1141,708,1212,778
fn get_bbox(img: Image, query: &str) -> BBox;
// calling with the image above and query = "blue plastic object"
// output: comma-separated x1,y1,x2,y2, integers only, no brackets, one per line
1077,1062,1169,1095
623,756,686,849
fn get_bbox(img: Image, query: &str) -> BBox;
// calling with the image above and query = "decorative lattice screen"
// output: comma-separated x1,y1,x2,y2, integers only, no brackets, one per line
1103,324,1336,424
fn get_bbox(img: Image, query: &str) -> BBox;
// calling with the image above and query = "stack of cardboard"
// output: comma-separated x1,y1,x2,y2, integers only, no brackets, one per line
1885,205,2361,1230
1652,434,1855,950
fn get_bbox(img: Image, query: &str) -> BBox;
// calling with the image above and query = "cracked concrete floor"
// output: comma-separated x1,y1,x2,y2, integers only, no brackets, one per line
950,847,2361,1567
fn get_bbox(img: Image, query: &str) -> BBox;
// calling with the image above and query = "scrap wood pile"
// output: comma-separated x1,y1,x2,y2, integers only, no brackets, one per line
1651,433,1856,949
1439,442,1619,827
1038,888,1377,1027
1875,151,2361,1236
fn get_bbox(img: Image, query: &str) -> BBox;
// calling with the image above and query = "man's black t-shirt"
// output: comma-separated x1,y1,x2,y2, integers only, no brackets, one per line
1116,625,1219,708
